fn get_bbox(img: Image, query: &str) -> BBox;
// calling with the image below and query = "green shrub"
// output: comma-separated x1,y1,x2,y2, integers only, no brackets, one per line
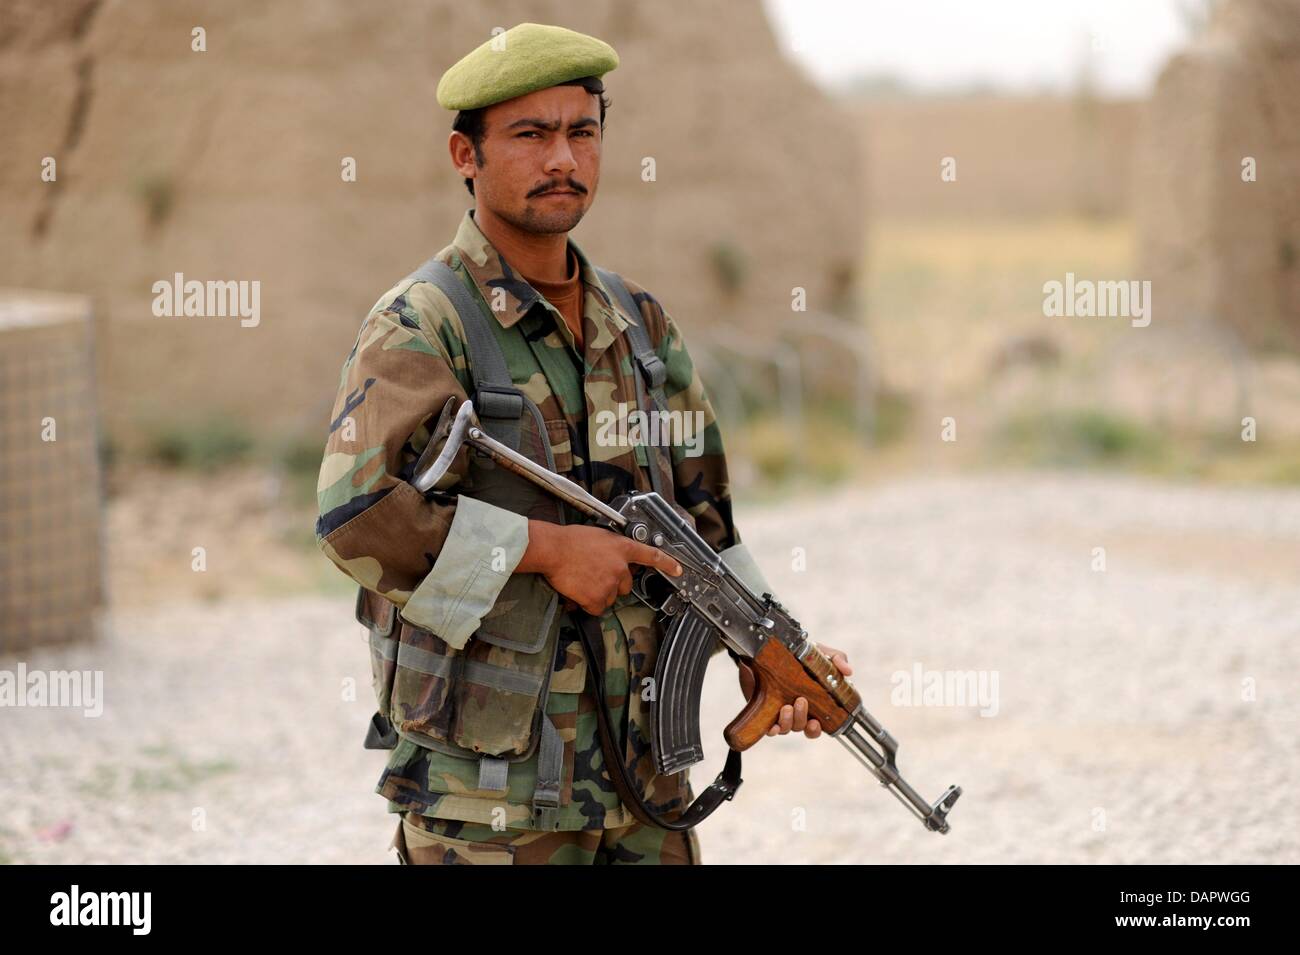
998,408,1167,467
142,417,255,469
131,170,175,228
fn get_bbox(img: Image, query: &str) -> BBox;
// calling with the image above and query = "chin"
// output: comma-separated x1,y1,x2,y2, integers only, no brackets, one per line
522,206,587,234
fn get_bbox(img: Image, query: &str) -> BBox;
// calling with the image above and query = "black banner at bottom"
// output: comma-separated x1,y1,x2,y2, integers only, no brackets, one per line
0,864,1280,941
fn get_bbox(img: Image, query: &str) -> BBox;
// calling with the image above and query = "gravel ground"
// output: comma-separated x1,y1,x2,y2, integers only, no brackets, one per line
2,472,1297,864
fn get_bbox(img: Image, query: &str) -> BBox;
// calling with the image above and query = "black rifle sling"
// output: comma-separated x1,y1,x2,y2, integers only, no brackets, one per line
573,610,742,831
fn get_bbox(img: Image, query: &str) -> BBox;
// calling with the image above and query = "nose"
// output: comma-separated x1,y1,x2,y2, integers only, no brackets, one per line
543,136,578,180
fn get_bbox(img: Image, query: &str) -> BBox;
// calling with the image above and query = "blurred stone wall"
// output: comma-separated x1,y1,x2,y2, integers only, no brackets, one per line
1136,0,1300,350
851,95,1140,221
0,0,864,448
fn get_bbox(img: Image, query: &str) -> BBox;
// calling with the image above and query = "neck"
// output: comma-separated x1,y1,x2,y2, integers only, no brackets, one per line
473,205,571,283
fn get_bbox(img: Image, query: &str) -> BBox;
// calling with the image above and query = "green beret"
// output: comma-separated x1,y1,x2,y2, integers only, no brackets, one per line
437,22,619,111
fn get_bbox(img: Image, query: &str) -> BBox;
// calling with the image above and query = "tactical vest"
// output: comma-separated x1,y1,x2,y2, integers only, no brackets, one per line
356,254,672,829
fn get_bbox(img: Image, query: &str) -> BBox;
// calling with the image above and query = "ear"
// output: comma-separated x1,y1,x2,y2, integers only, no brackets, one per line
448,131,478,179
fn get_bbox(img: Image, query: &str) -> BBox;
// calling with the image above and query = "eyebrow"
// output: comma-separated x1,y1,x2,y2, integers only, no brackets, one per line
504,117,600,132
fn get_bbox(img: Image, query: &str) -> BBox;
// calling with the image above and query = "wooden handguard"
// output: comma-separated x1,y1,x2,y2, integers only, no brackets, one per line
801,642,862,713
723,640,860,751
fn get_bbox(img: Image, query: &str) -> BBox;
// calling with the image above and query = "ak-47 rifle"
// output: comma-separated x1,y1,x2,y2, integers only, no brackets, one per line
414,398,962,834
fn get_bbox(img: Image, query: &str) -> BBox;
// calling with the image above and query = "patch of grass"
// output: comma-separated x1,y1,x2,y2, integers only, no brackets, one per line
864,216,1134,397
277,431,327,478
129,756,237,794
990,407,1300,486
142,416,255,470
74,746,238,797
279,522,322,554
746,414,797,483
709,240,749,297
131,170,176,228
130,170,175,229
1191,432,1300,486
996,407,1170,469
742,404,868,488
313,559,359,597
1263,452,1300,485
272,431,327,506
872,389,914,446
75,763,119,797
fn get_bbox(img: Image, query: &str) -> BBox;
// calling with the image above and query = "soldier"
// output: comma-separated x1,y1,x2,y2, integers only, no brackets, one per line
316,22,852,865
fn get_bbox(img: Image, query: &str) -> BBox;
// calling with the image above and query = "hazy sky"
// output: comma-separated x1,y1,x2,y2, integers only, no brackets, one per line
762,0,1208,96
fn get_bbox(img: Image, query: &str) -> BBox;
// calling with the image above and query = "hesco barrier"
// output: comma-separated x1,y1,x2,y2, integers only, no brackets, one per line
0,290,105,652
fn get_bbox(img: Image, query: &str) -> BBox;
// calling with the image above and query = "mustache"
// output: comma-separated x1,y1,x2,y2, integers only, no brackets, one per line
529,181,587,197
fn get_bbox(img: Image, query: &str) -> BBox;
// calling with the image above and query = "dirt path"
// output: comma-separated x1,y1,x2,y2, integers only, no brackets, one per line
3,472,1297,863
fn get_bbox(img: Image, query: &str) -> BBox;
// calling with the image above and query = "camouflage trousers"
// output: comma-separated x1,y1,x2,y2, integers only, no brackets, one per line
391,811,702,865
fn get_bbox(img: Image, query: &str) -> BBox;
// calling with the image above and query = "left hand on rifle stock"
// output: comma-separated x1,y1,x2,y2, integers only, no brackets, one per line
738,644,853,739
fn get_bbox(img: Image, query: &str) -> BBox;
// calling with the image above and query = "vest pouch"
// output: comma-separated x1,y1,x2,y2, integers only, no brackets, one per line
365,572,563,759
357,586,398,722
386,614,462,747
450,571,563,757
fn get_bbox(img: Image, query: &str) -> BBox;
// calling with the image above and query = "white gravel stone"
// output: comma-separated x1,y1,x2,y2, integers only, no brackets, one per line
2,472,1296,863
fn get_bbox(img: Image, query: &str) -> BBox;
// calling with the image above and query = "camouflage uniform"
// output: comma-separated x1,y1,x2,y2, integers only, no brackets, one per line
393,807,698,865
317,209,764,864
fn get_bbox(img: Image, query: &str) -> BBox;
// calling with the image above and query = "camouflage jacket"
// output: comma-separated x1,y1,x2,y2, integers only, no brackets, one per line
317,208,769,830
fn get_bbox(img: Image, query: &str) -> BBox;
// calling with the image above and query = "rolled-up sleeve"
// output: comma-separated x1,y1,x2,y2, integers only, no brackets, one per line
400,495,530,648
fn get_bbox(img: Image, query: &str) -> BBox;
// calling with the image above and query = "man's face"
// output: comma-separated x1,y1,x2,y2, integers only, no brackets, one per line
453,84,602,235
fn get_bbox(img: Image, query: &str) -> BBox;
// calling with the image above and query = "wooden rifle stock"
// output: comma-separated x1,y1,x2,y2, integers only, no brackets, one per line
726,639,858,749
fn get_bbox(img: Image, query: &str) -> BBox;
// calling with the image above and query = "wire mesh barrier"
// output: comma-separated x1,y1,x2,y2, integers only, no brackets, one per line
0,290,105,653
694,312,878,441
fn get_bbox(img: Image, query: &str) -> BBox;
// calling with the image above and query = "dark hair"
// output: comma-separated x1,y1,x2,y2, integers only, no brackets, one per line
452,76,611,196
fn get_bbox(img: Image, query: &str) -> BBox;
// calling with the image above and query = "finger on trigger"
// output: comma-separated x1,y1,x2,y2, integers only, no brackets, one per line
626,539,682,576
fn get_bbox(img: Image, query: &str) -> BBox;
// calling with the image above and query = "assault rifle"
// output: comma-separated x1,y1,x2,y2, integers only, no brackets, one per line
414,398,962,834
